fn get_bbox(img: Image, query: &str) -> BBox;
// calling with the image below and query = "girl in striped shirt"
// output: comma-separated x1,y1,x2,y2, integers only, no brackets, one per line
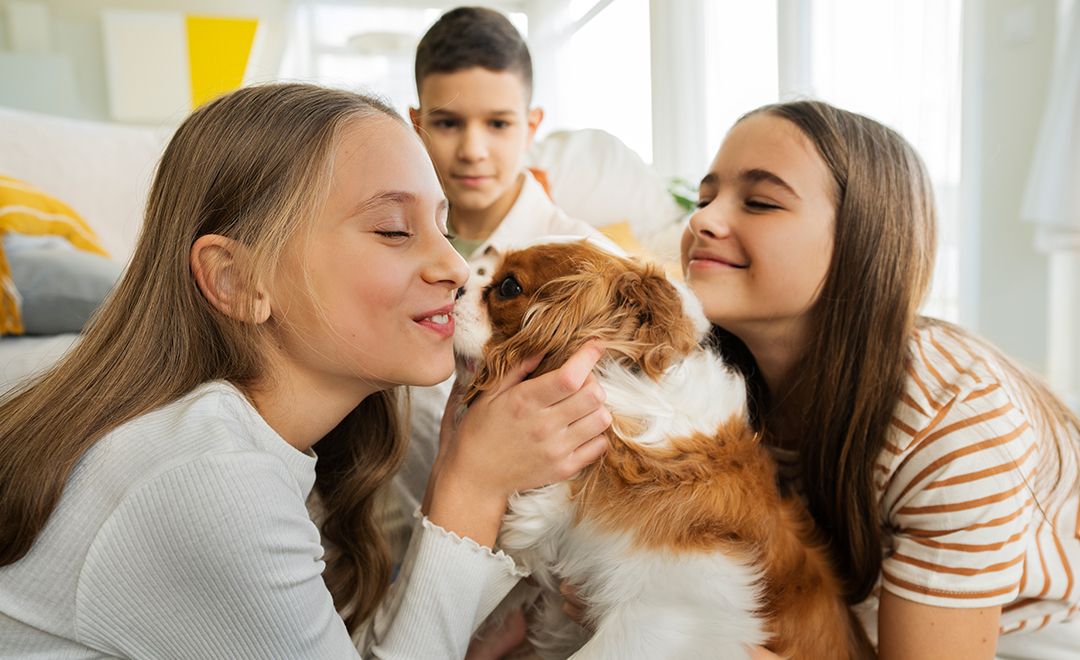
681,100,1080,659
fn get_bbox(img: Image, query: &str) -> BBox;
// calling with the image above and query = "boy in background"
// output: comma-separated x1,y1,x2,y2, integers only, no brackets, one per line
395,6,612,516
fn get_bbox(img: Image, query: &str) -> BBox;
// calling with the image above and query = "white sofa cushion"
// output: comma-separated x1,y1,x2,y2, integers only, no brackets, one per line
0,107,171,264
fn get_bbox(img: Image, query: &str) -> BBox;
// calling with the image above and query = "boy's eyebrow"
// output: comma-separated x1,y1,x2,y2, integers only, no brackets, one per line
426,108,519,118
699,170,801,199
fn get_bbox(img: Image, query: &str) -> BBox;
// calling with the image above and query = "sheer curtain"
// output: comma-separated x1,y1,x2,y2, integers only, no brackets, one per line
1021,0,1080,408
776,0,964,321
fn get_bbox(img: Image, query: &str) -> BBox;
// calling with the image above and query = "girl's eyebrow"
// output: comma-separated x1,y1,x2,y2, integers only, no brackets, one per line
350,193,448,218
699,170,801,200
350,191,416,217
739,168,801,199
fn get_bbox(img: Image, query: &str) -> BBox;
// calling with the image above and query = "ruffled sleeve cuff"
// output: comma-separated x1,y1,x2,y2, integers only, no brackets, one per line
357,508,527,658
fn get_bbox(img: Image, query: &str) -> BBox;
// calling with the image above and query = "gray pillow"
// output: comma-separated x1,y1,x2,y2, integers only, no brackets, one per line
7,247,123,335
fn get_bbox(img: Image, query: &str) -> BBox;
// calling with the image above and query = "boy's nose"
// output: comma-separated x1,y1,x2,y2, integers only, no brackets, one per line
457,125,488,162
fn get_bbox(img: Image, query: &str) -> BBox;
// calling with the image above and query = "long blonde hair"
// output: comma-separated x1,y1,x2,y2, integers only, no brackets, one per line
0,83,406,630
715,100,1080,603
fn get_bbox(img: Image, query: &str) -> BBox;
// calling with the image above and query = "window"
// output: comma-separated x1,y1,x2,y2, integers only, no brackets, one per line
279,1,527,117
797,0,964,320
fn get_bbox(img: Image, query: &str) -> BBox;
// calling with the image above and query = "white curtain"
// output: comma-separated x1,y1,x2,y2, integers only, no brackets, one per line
1021,0,1080,409
1021,0,1080,250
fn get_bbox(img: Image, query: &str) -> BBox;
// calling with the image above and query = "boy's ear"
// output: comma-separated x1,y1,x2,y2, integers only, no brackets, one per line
526,107,544,143
190,234,271,325
408,107,423,134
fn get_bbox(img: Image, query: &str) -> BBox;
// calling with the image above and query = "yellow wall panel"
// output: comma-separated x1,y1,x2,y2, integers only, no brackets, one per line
186,16,258,109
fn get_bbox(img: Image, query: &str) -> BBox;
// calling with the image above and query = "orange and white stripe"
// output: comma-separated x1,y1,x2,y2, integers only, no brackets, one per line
874,324,1080,636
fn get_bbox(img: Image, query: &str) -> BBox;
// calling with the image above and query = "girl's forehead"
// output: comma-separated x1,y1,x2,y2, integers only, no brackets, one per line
708,115,832,194
720,115,817,164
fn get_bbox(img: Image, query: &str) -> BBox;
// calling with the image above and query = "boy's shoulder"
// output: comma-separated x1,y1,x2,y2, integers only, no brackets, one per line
485,169,604,250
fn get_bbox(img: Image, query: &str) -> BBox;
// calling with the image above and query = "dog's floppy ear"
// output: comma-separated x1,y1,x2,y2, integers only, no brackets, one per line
465,269,605,405
608,261,700,378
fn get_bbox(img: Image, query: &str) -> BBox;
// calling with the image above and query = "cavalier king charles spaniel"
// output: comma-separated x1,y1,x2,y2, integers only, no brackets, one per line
453,239,870,660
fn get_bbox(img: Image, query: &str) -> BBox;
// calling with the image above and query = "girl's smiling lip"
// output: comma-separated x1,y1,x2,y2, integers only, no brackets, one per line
687,249,749,269
415,303,456,338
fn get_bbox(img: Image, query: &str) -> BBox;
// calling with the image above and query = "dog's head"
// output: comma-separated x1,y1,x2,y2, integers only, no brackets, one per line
453,239,710,403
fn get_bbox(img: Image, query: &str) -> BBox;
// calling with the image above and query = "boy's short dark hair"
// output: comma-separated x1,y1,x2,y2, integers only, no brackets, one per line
414,6,533,101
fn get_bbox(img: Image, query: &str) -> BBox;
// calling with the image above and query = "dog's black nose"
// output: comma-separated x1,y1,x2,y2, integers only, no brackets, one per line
455,287,466,300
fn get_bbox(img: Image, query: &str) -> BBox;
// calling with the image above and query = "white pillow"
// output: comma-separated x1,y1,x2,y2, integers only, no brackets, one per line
0,107,172,264
527,128,684,240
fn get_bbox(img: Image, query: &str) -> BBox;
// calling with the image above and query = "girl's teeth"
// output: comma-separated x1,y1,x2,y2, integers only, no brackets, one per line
430,314,449,325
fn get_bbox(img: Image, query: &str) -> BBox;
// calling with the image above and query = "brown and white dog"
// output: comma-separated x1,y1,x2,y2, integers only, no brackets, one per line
453,239,869,660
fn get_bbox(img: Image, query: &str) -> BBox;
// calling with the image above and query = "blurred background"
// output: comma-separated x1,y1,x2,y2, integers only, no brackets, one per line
0,0,1076,409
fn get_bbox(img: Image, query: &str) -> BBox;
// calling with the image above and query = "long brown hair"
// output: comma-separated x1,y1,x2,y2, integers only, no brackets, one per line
0,83,406,630
714,100,1080,603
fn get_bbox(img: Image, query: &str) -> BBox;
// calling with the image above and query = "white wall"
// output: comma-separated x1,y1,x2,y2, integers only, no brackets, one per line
961,0,1057,372
0,0,289,122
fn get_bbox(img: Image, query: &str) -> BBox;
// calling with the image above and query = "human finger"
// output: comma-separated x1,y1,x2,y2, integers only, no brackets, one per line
526,343,604,407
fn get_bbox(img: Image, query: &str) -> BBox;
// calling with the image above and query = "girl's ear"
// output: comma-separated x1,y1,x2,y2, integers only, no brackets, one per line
190,234,271,324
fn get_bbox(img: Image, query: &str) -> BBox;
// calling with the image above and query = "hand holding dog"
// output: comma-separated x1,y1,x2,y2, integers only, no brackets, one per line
425,343,612,546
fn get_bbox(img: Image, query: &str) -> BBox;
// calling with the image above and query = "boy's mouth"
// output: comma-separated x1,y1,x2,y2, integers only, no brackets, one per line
454,175,492,188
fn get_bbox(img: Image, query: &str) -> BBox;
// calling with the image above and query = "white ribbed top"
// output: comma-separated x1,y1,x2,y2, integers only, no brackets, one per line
0,381,523,659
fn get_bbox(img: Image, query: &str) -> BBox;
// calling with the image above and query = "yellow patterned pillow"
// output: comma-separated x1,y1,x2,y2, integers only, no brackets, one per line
0,175,109,334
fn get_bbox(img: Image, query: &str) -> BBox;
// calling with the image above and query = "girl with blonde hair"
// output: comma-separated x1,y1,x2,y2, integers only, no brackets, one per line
0,83,610,658
682,100,1080,659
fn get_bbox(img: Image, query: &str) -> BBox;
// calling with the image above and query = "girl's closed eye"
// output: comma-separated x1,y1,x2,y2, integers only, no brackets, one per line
373,227,413,239
745,198,783,211
696,198,713,209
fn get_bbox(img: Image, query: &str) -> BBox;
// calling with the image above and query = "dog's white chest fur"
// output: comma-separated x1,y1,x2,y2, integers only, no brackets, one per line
495,355,767,660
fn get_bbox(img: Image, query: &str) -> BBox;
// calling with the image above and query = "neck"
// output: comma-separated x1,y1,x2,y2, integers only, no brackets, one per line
731,318,810,403
245,358,377,453
449,172,525,241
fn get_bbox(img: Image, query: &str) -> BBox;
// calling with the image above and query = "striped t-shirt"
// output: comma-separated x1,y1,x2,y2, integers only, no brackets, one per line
775,321,1080,641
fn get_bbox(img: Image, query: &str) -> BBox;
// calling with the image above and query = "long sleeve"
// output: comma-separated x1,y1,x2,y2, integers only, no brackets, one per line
74,451,526,659
358,509,528,659
75,452,360,659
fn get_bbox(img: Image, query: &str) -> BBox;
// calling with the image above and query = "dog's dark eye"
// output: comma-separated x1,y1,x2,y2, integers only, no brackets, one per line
496,275,523,299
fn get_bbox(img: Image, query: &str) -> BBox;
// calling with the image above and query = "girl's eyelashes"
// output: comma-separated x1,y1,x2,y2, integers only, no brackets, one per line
696,198,713,209
746,199,783,211
374,230,413,239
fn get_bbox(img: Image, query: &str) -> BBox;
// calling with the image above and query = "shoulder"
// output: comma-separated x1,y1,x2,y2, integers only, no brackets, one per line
86,381,296,492
495,170,605,245
890,322,1033,453
878,323,1041,526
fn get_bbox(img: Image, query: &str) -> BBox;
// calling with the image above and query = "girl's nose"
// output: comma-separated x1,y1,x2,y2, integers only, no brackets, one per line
687,203,732,240
423,235,469,290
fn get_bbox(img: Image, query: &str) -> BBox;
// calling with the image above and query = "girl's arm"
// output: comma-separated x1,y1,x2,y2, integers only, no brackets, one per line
878,591,1000,660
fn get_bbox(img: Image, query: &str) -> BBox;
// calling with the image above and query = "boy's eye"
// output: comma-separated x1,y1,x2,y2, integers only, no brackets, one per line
433,119,460,129
490,120,510,129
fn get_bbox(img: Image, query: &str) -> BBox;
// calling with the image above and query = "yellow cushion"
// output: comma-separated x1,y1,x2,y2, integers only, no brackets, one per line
0,175,108,334
598,220,683,282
